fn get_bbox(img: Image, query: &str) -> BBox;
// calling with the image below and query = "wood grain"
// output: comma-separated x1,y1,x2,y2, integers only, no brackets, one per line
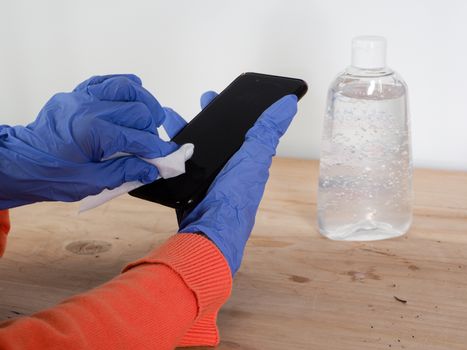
1,158,467,349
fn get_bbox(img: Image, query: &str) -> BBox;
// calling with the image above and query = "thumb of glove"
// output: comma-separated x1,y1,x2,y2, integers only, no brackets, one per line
98,156,159,190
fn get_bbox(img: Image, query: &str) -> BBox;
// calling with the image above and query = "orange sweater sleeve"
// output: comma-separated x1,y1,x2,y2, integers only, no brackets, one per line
0,209,9,257
0,234,232,350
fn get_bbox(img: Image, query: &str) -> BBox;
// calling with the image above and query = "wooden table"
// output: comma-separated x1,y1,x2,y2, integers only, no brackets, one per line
1,158,467,349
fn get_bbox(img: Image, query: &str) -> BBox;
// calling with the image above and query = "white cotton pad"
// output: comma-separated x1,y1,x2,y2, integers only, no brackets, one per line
79,143,194,213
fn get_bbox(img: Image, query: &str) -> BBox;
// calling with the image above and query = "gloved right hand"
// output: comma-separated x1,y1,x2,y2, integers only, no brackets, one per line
0,74,179,210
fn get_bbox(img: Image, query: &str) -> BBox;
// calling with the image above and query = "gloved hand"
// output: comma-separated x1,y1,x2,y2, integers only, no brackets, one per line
178,93,298,275
0,74,180,210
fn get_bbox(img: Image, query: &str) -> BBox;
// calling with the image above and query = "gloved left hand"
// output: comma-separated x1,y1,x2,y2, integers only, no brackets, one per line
0,74,180,210
178,93,299,275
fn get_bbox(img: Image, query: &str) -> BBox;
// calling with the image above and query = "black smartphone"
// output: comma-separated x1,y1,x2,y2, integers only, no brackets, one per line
129,72,308,211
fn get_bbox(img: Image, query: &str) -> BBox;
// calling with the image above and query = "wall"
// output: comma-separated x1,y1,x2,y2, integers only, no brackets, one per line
1,0,466,170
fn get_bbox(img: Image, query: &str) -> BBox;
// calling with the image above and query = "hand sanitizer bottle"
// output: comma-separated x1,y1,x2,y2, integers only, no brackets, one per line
318,36,412,241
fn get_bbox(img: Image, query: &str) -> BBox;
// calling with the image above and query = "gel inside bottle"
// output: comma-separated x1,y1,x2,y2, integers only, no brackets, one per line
318,36,412,241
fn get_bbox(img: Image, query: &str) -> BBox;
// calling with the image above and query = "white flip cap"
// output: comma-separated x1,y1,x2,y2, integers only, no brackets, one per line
351,36,387,69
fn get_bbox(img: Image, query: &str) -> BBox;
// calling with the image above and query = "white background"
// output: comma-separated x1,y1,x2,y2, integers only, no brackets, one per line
1,0,466,170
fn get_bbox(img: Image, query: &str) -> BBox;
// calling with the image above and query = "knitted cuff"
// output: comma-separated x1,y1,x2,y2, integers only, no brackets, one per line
0,210,10,257
122,233,232,347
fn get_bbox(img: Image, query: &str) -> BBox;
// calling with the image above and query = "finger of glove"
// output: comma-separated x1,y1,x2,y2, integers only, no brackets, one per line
87,76,166,127
74,74,142,92
245,94,298,151
97,156,159,189
162,107,188,138
200,91,218,109
204,94,298,199
101,124,179,159
96,101,157,132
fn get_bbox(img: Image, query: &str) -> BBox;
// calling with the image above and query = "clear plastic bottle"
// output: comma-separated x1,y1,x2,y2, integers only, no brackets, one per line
318,36,412,241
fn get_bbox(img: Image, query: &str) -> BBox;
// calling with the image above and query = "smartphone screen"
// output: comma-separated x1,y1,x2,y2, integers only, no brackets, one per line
130,72,308,209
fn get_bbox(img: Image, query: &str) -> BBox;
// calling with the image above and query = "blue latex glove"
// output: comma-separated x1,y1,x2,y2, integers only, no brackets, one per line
178,93,298,275
0,74,180,210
